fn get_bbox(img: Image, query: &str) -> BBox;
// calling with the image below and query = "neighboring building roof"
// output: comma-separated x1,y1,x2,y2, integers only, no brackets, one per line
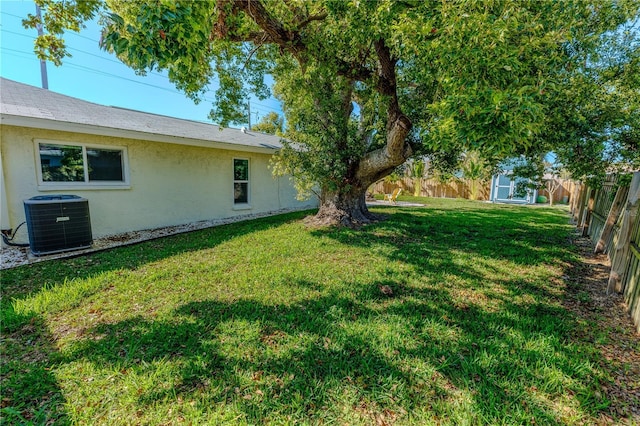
0,78,282,154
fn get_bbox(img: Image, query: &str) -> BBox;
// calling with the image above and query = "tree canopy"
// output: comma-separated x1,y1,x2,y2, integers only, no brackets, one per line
26,0,640,224
251,111,284,135
551,17,640,183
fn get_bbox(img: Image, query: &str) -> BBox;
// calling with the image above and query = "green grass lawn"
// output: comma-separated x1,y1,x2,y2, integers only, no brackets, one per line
0,198,617,425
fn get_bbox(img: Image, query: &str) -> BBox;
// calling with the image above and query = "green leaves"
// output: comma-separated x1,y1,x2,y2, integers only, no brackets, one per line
22,0,103,65
24,0,640,192
252,112,284,135
421,2,564,152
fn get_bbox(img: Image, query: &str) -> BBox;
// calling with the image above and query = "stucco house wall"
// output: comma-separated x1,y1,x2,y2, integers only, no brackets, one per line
0,78,315,247
1,125,310,240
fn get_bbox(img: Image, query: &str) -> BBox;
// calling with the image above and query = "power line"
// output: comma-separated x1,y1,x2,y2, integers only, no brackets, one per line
0,11,31,20
1,28,169,77
3,28,121,65
1,12,284,115
2,29,37,40
2,16,281,106
4,45,284,116
2,46,179,94
0,31,220,101
1,11,104,47
3,51,37,61
3,43,283,115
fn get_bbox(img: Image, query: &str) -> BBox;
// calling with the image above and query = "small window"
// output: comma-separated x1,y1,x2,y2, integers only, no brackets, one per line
87,148,124,181
37,141,128,188
39,144,85,182
233,159,249,204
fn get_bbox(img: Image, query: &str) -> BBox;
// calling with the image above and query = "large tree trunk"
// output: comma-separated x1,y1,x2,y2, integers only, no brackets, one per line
308,113,412,227
308,185,380,228
304,39,413,228
307,136,410,228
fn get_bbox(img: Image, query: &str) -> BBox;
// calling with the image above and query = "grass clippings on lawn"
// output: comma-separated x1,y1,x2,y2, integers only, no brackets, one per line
1,197,639,425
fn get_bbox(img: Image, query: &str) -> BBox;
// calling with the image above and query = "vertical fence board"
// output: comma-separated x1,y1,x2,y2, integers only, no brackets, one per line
587,175,618,242
625,252,640,333
574,183,588,225
622,176,640,334
582,189,597,236
570,182,583,221
573,173,640,332
596,185,629,254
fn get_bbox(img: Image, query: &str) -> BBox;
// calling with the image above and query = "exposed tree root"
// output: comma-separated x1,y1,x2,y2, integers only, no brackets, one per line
304,203,385,229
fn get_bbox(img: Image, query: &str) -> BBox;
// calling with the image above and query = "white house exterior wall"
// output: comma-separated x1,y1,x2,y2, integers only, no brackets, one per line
0,150,10,230
1,125,315,241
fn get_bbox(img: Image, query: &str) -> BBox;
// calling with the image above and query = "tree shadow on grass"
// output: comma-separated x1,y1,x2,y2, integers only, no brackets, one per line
1,204,609,423
1,211,310,307
58,203,588,424
319,206,574,267
297,205,610,420
311,207,576,307
0,309,70,425
57,271,607,424
0,211,310,425
60,292,411,423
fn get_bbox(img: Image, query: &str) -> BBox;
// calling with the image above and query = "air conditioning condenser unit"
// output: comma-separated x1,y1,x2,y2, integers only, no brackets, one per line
23,195,92,256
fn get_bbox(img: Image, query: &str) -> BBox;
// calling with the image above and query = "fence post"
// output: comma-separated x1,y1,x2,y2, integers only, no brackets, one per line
581,188,596,237
607,172,640,294
595,184,628,254
571,182,583,221
576,184,589,227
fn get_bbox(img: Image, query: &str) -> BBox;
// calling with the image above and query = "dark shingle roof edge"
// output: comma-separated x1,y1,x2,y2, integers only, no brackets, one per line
0,77,283,154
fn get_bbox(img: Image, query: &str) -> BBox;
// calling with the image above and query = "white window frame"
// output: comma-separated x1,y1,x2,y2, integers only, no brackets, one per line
233,157,251,209
35,139,130,190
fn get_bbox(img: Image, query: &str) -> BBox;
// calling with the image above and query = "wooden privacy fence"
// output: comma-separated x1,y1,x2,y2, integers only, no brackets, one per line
553,179,578,205
373,176,576,204
572,172,640,333
372,177,491,200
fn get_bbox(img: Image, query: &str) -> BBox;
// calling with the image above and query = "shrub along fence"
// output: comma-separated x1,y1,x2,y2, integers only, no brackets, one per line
572,172,640,333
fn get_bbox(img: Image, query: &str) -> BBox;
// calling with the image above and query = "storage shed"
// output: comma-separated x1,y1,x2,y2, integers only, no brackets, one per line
489,159,538,204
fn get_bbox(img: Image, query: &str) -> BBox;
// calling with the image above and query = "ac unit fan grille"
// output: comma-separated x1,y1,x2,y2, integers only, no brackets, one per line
24,195,93,256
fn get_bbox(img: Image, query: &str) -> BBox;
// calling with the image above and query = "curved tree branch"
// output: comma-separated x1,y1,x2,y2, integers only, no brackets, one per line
236,0,306,60
356,39,413,182
219,2,411,186
298,12,328,29
233,0,372,80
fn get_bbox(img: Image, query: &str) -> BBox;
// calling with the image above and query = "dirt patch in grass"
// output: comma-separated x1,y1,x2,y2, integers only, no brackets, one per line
563,231,640,424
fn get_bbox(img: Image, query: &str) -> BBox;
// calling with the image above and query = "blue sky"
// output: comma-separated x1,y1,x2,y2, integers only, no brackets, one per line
0,1,283,126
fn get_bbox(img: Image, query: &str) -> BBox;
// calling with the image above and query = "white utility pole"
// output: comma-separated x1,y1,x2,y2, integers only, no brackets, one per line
35,4,48,89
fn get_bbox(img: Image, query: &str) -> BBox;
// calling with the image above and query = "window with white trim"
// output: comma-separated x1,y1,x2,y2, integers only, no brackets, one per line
37,141,129,187
233,158,249,204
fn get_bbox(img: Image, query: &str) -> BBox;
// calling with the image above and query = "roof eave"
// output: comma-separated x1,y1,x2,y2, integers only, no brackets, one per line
0,114,279,155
